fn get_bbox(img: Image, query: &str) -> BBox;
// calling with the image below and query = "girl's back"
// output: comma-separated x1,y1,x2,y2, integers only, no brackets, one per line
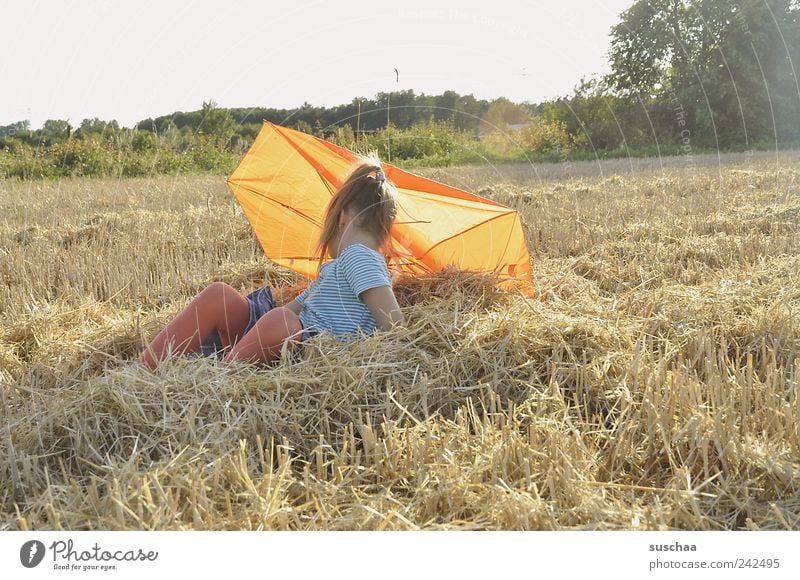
294,242,393,339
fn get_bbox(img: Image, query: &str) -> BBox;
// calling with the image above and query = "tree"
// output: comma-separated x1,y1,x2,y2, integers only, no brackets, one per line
75,117,120,139
294,119,313,134
606,0,800,148
42,119,71,141
544,78,633,151
197,100,236,146
0,120,30,137
480,97,533,136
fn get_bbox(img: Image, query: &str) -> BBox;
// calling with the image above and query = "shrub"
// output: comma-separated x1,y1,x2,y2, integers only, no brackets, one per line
518,118,574,156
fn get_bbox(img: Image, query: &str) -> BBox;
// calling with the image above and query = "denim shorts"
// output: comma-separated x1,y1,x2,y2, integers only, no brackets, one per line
198,286,317,360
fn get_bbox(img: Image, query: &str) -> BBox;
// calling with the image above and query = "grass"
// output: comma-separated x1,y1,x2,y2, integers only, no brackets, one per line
0,150,798,530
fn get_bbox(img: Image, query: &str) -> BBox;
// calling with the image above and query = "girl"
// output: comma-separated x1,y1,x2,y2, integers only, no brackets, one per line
137,158,405,370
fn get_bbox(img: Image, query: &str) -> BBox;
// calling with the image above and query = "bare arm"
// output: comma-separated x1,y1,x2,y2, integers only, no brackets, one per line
360,286,405,331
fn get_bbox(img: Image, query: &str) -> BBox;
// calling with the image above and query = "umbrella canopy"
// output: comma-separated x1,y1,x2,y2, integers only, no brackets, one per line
226,121,534,296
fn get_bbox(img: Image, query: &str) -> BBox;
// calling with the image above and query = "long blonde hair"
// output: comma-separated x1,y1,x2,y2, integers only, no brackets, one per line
314,156,397,274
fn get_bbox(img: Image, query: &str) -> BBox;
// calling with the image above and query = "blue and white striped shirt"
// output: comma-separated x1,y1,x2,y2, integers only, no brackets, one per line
296,243,393,340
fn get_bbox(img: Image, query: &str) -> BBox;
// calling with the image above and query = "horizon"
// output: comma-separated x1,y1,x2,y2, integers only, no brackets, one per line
1,0,632,131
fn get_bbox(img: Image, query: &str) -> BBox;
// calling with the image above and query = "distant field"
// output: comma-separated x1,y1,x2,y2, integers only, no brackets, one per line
1,151,798,530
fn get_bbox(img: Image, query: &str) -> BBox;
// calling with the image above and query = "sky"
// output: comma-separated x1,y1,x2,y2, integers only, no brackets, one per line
1,0,633,130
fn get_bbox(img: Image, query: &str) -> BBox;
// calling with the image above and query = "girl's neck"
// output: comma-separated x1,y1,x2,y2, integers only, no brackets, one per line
335,228,379,256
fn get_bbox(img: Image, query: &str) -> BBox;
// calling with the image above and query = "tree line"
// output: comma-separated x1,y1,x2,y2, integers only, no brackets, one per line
2,0,798,178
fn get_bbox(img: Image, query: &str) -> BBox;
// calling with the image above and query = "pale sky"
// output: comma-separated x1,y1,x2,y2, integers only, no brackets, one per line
1,0,633,130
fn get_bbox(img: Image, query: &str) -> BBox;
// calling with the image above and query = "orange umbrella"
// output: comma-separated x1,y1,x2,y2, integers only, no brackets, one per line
226,121,534,297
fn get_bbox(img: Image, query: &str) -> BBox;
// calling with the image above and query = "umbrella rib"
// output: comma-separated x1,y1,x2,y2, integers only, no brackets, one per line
274,127,339,196
232,181,321,228
415,211,515,262
383,163,507,208
495,212,518,277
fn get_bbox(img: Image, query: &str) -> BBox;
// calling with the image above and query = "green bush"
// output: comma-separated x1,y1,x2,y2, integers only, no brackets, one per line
184,136,238,173
131,130,157,152
328,120,477,164
518,118,574,156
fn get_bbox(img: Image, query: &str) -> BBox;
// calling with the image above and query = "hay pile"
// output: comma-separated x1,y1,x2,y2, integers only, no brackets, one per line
0,158,798,530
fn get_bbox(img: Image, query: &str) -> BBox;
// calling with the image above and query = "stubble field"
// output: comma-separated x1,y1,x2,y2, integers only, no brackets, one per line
1,150,798,530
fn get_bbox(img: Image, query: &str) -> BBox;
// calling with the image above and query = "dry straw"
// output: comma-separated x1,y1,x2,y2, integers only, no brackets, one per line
1,154,798,530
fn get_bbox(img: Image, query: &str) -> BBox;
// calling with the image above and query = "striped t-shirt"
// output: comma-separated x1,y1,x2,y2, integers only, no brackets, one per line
296,243,393,340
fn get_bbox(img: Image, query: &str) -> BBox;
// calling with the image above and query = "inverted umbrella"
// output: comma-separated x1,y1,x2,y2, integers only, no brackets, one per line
226,121,534,296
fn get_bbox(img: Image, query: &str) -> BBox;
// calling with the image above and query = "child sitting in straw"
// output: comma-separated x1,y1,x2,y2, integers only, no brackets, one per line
138,158,405,369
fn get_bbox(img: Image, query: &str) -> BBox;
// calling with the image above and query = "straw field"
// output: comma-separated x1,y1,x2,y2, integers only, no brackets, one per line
1,151,798,530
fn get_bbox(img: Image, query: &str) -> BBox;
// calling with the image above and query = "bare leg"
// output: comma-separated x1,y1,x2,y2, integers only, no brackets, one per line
222,307,303,366
138,282,251,370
